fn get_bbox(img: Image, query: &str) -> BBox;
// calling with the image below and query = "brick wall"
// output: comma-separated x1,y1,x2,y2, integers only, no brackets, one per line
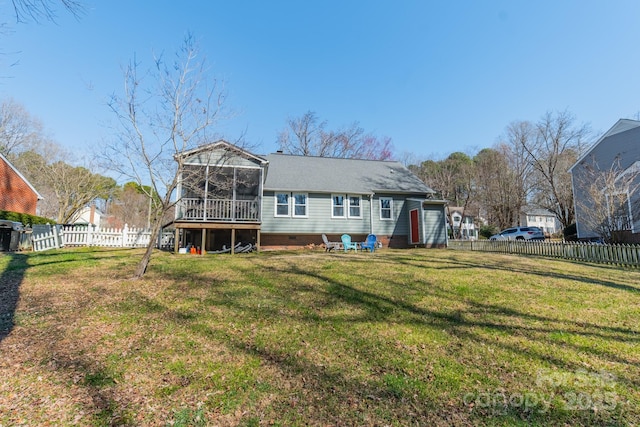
0,158,39,215
260,233,413,249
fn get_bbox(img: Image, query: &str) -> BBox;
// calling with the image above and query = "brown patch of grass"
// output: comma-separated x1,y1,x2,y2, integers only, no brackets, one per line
0,247,639,426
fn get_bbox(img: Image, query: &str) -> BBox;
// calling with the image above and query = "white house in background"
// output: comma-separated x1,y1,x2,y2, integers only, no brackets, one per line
519,206,560,236
70,204,102,226
446,206,477,240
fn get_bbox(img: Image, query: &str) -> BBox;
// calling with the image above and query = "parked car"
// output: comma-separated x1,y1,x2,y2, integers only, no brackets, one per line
489,226,545,241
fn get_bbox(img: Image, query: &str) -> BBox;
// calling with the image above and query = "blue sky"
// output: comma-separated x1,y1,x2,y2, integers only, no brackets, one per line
2,1,640,163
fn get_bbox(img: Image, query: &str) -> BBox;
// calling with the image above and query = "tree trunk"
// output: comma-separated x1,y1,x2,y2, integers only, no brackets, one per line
134,220,163,278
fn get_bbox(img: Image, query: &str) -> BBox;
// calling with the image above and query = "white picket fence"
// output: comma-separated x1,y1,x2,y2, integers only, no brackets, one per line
447,239,640,268
30,224,175,252
31,225,64,251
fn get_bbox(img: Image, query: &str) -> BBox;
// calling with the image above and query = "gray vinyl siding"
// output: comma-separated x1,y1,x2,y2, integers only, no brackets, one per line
423,204,447,246
372,194,409,236
571,124,640,239
184,147,262,168
261,192,371,234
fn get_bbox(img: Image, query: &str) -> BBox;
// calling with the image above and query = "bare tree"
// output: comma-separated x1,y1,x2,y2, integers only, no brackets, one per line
474,147,521,230
520,110,590,228
415,152,475,238
9,0,84,23
499,120,537,222
14,148,116,223
103,35,228,278
0,98,44,157
574,157,640,243
277,111,393,160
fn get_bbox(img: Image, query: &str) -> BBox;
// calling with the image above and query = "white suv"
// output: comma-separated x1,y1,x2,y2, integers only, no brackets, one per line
489,226,545,241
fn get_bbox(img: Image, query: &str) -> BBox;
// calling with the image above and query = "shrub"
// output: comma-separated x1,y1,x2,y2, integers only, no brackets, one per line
479,224,498,240
0,210,56,227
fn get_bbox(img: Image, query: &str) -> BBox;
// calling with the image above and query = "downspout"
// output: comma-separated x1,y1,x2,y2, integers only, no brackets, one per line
369,193,375,235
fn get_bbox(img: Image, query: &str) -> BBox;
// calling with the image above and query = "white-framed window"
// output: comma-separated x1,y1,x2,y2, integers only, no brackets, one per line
293,193,308,217
275,192,309,218
332,194,345,218
332,194,362,218
380,197,393,220
349,196,362,218
275,193,290,217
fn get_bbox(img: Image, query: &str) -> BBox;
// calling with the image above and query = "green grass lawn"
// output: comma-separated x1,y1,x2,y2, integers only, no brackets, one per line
0,247,638,426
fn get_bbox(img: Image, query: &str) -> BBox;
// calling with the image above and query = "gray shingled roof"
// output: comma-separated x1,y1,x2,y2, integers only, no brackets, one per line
263,153,435,195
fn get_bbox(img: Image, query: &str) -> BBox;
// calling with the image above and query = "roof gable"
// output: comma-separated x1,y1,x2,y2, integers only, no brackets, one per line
0,152,43,200
178,140,267,167
569,119,640,173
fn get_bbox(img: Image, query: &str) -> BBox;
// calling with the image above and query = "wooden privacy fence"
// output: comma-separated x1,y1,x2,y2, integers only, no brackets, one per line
30,224,175,252
447,240,640,268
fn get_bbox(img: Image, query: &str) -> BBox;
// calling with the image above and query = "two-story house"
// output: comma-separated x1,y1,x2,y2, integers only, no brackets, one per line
170,141,447,252
569,119,640,243
446,206,477,240
519,206,560,236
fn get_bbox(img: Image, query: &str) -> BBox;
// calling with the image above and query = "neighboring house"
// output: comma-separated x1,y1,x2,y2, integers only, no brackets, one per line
69,204,103,226
446,206,477,239
519,206,560,236
569,119,640,243
170,141,447,251
0,152,43,216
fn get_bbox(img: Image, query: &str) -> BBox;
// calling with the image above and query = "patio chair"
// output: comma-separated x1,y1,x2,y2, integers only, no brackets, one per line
360,234,377,252
322,233,342,252
341,234,358,252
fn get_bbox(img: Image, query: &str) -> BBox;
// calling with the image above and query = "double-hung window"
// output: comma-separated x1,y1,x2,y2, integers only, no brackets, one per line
349,196,361,218
275,192,308,218
275,193,290,217
332,195,345,218
293,193,308,217
380,197,393,220
332,194,361,219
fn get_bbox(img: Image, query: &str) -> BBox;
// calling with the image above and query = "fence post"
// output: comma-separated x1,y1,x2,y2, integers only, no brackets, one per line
122,224,128,247
53,225,61,249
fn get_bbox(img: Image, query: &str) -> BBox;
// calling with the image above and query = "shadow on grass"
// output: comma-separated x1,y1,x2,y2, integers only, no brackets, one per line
143,253,636,424
394,251,640,294
0,253,27,342
11,248,635,425
1,248,138,343
0,248,142,425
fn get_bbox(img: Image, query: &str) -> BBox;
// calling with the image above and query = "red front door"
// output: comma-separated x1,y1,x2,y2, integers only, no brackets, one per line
410,208,420,244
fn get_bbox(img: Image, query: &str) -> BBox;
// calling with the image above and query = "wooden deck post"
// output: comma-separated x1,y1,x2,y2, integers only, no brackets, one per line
174,228,180,254
231,228,236,255
200,228,206,255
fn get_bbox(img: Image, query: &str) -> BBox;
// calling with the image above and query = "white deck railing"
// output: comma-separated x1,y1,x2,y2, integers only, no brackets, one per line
177,198,259,222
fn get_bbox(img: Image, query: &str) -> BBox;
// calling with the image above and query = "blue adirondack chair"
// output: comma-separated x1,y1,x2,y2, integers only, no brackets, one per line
360,234,377,252
341,234,358,252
